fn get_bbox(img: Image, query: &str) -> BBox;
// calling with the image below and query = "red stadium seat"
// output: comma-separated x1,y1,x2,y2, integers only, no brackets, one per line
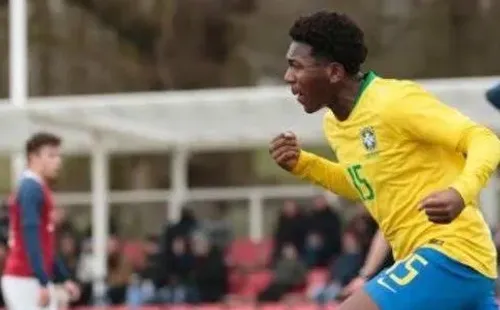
228,270,246,293
227,238,255,267
229,305,256,310
259,239,274,265
227,238,274,268
240,270,273,297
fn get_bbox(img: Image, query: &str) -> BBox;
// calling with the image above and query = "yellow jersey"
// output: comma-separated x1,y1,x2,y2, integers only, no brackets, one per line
293,72,500,278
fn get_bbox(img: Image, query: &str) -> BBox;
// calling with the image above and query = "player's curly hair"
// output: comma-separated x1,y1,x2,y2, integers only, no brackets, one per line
289,11,367,75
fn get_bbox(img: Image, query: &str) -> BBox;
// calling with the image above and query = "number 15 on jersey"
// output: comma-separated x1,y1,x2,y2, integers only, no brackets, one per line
347,164,375,201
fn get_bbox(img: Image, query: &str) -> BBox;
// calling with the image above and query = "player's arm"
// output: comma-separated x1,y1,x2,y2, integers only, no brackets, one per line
270,132,359,201
342,230,389,296
54,255,81,299
358,230,390,278
54,255,81,301
384,87,500,206
292,150,360,201
18,179,50,286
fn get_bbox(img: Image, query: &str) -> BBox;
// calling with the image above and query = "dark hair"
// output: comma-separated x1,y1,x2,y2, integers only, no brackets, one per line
25,132,61,155
289,11,367,75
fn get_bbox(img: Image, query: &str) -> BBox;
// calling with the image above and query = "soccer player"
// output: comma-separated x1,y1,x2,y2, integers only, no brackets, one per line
269,11,500,310
2,132,80,310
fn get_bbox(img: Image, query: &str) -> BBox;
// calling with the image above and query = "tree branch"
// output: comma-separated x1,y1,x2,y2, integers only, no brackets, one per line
65,0,160,56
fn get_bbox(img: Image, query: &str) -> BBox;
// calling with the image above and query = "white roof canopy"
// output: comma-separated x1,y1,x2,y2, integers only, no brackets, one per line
0,76,499,154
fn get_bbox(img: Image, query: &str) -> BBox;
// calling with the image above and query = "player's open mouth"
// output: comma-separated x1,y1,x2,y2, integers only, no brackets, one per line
290,87,306,105
296,94,306,105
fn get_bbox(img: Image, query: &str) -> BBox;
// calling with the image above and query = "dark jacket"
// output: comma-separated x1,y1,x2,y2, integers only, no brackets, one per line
192,248,227,302
307,207,342,261
272,212,307,262
486,84,500,110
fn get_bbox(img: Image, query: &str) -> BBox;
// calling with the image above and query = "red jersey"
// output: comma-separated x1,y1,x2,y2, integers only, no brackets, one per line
4,172,56,278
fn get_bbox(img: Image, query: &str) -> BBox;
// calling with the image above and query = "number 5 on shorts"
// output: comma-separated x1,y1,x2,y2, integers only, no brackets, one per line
385,254,429,286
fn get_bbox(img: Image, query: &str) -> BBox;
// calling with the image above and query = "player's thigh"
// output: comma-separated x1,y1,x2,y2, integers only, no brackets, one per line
1,276,39,310
338,290,379,310
363,248,469,310
474,295,499,310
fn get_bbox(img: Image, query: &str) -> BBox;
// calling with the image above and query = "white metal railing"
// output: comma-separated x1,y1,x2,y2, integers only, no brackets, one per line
54,185,329,241
54,185,323,205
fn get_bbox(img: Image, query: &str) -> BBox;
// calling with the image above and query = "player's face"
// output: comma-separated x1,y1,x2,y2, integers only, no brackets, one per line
37,145,62,180
284,42,342,114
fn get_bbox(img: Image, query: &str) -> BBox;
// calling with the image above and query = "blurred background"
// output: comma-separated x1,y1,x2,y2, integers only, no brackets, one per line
0,0,499,309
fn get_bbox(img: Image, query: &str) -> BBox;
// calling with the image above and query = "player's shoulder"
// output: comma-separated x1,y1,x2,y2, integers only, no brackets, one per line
371,75,430,106
18,171,44,192
371,76,436,119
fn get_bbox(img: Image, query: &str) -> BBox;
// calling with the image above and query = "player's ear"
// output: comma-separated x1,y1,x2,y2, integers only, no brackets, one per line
327,62,343,84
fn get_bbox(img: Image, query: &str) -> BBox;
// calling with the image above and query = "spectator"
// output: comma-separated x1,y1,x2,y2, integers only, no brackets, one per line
309,231,364,303
0,241,7,306
303,232,330,268
191,233,227,303
170,208,198,239
160,208,198,266
137,235,162,303
347,210,393,269
258,243,307,302
272,200,307,263
347,210,378,256
55,233,79,282
201,202,233,250
75,239,93,305
0,202,9,243
307,196,342,264
486,83,500,110
53,233,80,308
106,236,132,305
54,208,78,237
157,237,195,304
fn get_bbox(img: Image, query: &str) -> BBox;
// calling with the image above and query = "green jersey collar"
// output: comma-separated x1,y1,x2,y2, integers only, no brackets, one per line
353,71,377,107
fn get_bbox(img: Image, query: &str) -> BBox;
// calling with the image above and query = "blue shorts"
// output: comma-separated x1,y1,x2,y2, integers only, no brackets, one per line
364,247,498,310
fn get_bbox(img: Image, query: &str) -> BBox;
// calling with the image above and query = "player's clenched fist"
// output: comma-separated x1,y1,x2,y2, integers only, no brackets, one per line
419,188,466,224
269,131,301,171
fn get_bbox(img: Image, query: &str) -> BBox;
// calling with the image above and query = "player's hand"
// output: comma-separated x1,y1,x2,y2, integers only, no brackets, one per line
38,286,51,308
341,276,366,297
269,131,301,171
419,188,465,224
63,280,81,301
